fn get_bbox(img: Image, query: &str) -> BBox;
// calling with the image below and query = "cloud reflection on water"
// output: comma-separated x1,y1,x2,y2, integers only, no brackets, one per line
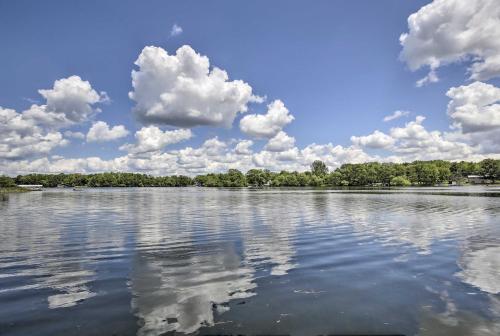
1,188,500,336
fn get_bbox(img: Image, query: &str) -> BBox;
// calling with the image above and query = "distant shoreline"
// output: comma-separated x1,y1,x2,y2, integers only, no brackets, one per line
2,159,499,189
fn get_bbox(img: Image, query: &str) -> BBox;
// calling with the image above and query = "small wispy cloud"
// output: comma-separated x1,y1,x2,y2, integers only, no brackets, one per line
23,97,39,104
415,68,438,87
383,110,410,122
170,24,183,37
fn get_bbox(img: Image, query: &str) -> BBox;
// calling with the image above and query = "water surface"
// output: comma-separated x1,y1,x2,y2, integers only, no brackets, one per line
1,187,499,335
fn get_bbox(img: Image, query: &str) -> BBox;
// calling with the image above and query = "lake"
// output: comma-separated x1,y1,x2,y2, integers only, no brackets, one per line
1,187,499,336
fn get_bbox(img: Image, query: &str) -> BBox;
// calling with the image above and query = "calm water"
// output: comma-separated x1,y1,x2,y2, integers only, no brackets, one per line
1,187,499,336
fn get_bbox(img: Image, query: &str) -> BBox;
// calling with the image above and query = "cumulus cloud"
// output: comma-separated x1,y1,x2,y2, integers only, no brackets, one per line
350,115,488,162
25,75,107,128
170,24,183,36
234,140,254,155
264,131,296,152
0,107,68,160
86,121,129,142
388,116,480,160
446,81,500,133
120,126,192,154
5,126,500,177
351,130,395,149
129,45,260,128
383,110,410,122
400,0,500,83
240,100,294,138
0,76,106,163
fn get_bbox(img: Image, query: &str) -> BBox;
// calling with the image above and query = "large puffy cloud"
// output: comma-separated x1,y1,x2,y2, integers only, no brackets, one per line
400,0,500,83
120,126,192,154
239,100,294,138
24,76,107,128
0,76,105,162
351,130,395,149
446,81,500,133
129,45,260,128
86,121,129,142
264,131,296,152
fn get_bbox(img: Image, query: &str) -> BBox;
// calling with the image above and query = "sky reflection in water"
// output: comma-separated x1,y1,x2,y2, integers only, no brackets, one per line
0,187,499,335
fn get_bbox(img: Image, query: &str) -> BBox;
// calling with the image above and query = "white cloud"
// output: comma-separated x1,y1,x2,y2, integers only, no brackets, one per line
446,81,500,133
239,100,294,138
383,110,410,122
234,140,253,155
25,75,107,128
170,24,183,37
301,143,373,168
388,116,480,160
400,0,500,83
264,131,296,152
129,45,259,128
0,107,68,160
349,115,489,162
5,126,500,177
120,126,192,154
64,130,85,140
351,130,395,149
415,69,438,87
0,76,106,163
0,130,68,160
86,121,129,142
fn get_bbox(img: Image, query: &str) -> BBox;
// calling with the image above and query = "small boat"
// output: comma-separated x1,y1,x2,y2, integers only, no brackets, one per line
73,186,88,191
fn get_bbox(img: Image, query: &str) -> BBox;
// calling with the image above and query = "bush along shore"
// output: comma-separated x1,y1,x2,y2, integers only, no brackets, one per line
0,159,498,189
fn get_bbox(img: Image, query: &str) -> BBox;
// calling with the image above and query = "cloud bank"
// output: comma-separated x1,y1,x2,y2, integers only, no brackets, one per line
400,0,500,84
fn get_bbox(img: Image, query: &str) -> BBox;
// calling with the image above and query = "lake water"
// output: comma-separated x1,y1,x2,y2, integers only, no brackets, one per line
1,187,499,336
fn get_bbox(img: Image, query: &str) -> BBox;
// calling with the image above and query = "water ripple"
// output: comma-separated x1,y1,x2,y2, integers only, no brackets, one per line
1,187,499,336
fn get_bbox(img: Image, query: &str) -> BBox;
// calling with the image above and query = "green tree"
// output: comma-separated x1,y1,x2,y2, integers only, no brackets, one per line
223,169,247,187
246,169,268,187
310,160,328,176
326,171,343,186
414,162,440,185
390,176,411,186
0,175,16,187
480,159,500,180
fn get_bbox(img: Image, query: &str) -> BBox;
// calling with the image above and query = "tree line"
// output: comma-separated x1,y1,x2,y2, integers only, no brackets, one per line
0,159,498,188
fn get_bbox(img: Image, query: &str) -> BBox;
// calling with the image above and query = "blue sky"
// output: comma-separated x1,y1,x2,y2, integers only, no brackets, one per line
1,0,500,175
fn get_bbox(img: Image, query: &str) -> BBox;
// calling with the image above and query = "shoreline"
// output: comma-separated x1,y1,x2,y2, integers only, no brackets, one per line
0,187,30,194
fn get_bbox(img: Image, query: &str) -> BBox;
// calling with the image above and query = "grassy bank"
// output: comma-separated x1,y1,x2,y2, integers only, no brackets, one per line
0,187,30,193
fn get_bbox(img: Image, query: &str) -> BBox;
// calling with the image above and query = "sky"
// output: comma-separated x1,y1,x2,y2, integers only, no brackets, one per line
1,0,500,176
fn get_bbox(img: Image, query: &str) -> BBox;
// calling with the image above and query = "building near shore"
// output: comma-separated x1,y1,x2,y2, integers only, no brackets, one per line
17,184,43,191
467,175,492,184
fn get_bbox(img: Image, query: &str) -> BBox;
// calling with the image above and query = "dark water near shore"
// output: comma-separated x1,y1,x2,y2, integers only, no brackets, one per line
1,187,499,336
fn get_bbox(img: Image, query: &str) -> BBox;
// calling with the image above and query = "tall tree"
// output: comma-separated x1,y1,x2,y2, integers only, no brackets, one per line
310,160,329,176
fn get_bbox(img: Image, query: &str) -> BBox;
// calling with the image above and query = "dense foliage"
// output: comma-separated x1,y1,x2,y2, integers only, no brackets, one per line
1,159,498,188
9,172,193,188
